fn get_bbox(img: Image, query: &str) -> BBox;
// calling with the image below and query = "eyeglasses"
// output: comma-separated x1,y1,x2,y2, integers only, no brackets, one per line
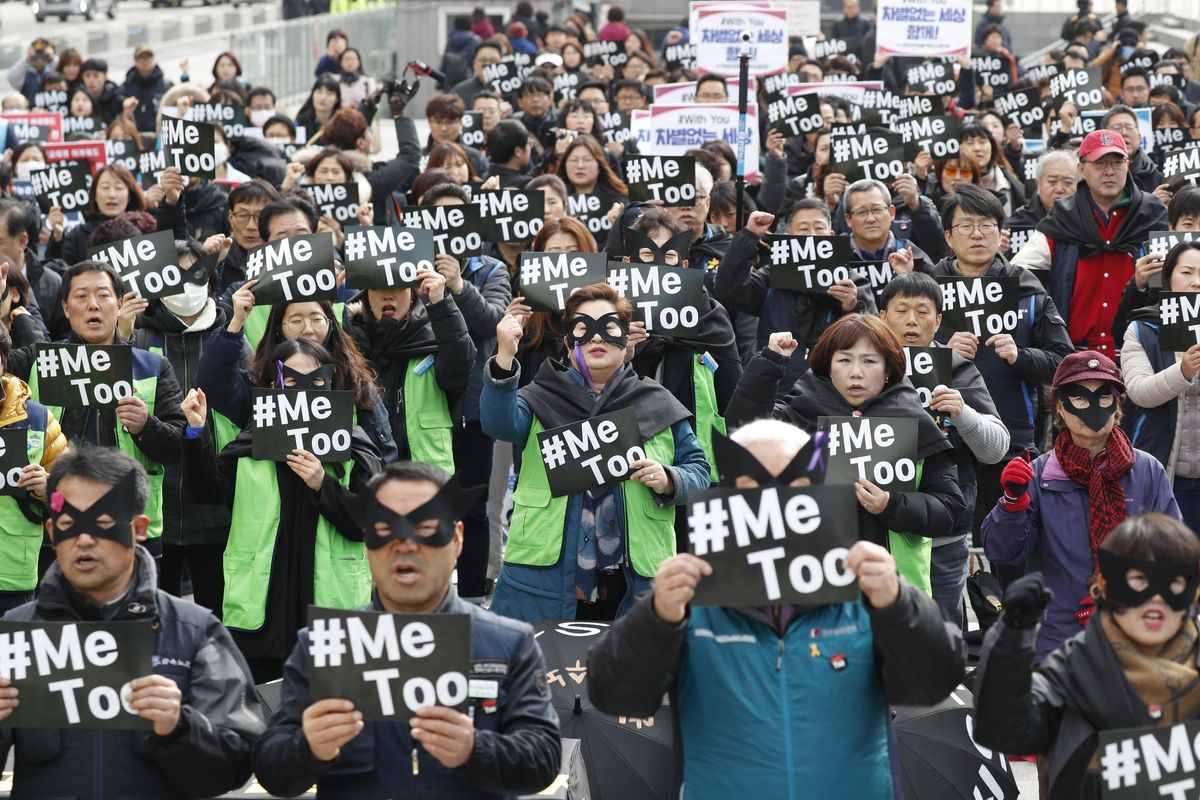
566,156,598,167
943,165,970,179
1108,122,1139,133
283,315,331,331
1085,156,1129,170
231,210,261,225
848,205,890,219
952,221,999,235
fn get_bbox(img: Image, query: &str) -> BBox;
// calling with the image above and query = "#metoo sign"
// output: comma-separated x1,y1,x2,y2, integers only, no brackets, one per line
159,117,216,179
250,390,355,462
936,276,1022,338
35,345,134,408
536,408,647,497
0,429,29,498
0,620,154,729
307,608,471,720
245,234,338,306
517,252,608,312
343,226,435,290
818,416,919,492
687,485,860,606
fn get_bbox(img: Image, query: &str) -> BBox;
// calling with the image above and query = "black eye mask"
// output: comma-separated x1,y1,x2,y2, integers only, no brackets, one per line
182,251,218,286
362,478,488,550
565,312,629,349
1060,383,1119,433
276,361,335,391
624,226,693,266
713,429,828,487
1099,549,1200,612
48,470,141,547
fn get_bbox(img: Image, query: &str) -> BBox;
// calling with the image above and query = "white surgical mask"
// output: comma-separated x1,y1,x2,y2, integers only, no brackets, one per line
249,109,274,127
161,281,210,317
15,161,43,180
267,137,293,147
214,142,229,167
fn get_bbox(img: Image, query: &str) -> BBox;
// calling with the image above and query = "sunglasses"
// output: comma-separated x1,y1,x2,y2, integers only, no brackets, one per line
943,165,970,179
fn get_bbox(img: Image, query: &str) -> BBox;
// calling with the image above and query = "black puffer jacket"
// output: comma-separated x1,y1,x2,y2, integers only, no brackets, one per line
155,182,230,242
0,546,266,799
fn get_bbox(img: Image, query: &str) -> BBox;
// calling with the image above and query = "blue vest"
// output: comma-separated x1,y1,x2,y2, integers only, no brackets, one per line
1123,320,1177,468
676,604,893,800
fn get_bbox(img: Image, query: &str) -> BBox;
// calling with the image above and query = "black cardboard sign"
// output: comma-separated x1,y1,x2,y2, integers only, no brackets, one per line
306,608,471,720
35,344,133,409
1097,721,1200,799
687,485,861,607
1049,68,1105,112
460,111,485,148
343,226,435,289
517,251,608,312
250,389,355,462
29,161,90,213
936,276,1022,338
766,92,823,137
0,429,29,498
307,182,360,225
897,115,961,161
400,204,485,257
88,230,190,301
472,190,545,244
623,155,697,206
766,235,856,292
0,620,154,730
246,234,338,306
536,408,647,497
607,262,706,337
904,346,953,426
817,416,919,492
159,116,216,179
1157,292,1200,351
831,131,904,183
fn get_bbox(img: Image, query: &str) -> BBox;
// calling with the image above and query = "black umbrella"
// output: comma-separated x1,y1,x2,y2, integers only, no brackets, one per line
534,620,674,800
893,685,1021,800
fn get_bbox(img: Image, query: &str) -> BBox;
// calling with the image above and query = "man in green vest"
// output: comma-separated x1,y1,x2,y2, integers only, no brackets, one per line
7,260,186,557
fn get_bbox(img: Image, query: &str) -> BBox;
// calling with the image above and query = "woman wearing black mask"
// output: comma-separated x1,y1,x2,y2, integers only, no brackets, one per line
181,338,381,682
984,351,1181,665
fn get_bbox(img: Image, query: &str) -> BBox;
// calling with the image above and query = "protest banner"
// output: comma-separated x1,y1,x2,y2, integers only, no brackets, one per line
653,79,758,106
623,155,697,206
0,112,64,145
472,190,545,244
817,415,919,492
897,115,961,160
460,111,486,148
400,203,485,257
1157,293,1200,352
687,485,861,606
766,91,824,137
245,233,338,306
28,161,91,213
536,408,647,497
517,252,608,312
160,116,216,179
0,620,154,730
343,226,434,290
607,262,706,337
44,141,108,174
904,346,953,427
186,103,246,139
905,60,957,95
691,4,789,76
35,344,133,409
598,110,634,148
306,183,359,225
633,104,761,180
0,429,29,499
936,276,1023,338
765,234,857,292
307,608,471,720
830,130,905,182
1098,721,1200,799
250,389,356,462
1049,68,1105,112
89,230,196,301
876,0,972,57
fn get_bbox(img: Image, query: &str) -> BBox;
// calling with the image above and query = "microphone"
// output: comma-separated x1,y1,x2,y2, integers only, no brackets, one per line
407,60,448,84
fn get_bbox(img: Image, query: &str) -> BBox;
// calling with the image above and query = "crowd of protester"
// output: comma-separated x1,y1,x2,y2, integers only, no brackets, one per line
4,0,1200,797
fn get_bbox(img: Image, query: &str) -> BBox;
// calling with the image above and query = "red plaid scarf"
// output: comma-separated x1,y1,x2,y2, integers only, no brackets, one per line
1054,426,1135,560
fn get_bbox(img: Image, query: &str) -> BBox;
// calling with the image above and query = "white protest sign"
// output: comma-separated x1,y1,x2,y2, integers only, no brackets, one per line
691,3,789,77
634,104,761,180
876,0,972,58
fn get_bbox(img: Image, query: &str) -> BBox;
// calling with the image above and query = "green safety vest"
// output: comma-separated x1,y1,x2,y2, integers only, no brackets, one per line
403,357,455,475
508,417,677,578
0,424,46,592
223,456,368,631
888,459,932,595
691,356,725,484
30,365,166,540
242,302,347,351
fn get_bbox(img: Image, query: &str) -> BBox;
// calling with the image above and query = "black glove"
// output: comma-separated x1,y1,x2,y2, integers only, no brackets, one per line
387,79,419,118
1002,572,1053,630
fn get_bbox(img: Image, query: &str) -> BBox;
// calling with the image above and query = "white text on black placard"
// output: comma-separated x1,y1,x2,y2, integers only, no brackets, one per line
0,429,29,499
536,408,647,497
35,345,134,409
89,230,188,301
343,226,434,289
29,161,90,213
767,235,856,292
250,389,355,462
472,190,545,244
607,262,706,337
1098,721,1200,799
1158,292,1200,352
936,276,1023,338
517,251,608,312
818,416,920,492
307,182,360,225
160,117,216,179
623,156,697,206
401,204,485,257
245,234,338,305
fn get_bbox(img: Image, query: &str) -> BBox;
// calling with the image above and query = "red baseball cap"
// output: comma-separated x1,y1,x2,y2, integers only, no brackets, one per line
1078,129,1129,161
1052,350,1125,393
